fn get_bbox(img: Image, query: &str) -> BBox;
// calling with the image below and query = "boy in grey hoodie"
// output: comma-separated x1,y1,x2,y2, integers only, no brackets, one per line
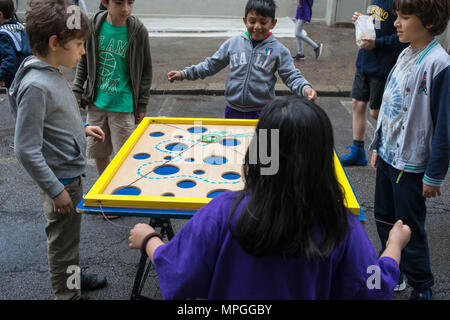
8,0,106,300
167,0,317,119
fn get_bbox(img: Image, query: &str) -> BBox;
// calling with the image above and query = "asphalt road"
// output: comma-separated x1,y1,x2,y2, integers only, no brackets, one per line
0,94,448,300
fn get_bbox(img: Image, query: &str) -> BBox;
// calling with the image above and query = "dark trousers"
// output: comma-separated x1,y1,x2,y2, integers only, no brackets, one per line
374,158,434,291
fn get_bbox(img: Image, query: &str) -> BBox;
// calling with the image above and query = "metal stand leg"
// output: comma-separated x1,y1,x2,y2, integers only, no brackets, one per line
130,218,174,300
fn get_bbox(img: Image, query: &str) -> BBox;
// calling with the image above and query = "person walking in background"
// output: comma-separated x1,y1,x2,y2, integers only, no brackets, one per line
292,0,323,60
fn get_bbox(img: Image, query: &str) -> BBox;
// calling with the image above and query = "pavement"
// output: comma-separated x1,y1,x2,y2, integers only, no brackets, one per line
0,21,449,301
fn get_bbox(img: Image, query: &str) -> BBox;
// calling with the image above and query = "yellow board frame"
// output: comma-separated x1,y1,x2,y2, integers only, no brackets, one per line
83,117,360,215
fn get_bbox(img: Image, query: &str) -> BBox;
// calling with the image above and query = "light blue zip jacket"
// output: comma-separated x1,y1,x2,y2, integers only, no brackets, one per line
180,33,312,112
369,39,450,187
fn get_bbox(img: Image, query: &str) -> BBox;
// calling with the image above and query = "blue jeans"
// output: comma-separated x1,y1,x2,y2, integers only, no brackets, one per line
224,106,261,119
374,158,434,291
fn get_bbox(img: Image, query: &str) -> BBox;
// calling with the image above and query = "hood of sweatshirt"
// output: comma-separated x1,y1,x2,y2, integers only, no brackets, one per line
8,56,60,117
0,19,27,52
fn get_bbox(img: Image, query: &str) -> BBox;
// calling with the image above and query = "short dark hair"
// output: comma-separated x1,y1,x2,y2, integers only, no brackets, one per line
393,0,449,36
229,97,349,260
245,0,277,19
0,0,14,19
26,0,90,56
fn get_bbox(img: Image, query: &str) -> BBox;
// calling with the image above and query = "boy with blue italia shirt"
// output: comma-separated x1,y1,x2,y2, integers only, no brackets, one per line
369,0,449,300
73,0,152,177
167,0,317,119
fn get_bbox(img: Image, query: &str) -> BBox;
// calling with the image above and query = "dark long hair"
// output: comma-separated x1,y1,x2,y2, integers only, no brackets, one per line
229,96,349,261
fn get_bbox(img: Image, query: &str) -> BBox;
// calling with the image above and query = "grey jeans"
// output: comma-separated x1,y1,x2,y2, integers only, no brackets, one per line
295,19,319,55
39,177,82,300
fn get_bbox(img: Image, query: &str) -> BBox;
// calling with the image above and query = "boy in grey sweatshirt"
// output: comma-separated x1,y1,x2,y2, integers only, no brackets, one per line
167,0,317,119
8,0,106,300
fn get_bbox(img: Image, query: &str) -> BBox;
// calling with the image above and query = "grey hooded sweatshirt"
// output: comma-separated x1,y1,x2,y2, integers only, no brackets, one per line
8,56,86,199
180,32,312,112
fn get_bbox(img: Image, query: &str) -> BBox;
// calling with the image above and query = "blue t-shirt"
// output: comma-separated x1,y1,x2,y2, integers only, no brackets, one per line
154,190,399,299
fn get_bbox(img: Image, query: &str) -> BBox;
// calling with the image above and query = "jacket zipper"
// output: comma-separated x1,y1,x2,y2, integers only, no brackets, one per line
242,44,256,106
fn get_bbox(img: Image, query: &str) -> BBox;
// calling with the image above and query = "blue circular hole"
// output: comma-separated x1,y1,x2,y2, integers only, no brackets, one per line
185,158,195,162
164,156,173,160
194,170,205,175
113,187,141,196
187,127,208,134
222,172,241,180
150,132,164,137
133,153,151,160
166,142,188,152
177,180,196,189
221,138,240,146
162,193,175,197
207,190,226,198
204,156,227,165
175,135,183,139
153,165,180,175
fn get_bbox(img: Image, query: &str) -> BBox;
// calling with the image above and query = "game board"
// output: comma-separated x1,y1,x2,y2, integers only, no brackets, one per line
82,117,361,215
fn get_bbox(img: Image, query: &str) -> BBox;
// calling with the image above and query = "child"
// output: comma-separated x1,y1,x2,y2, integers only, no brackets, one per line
0,0,32,149
129,96,411,300
0,0,31,89
292,0,323,60
167,0,317,119
340,0,408,166
8,0,107,300
369,0,449,300
73,0,152,177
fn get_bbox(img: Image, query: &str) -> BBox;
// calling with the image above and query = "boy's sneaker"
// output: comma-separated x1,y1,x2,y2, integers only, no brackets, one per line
314,43,324,59
292,53,306,61
340,145,368,167
9,142,14,150
394,278,406,292
410,288,433,300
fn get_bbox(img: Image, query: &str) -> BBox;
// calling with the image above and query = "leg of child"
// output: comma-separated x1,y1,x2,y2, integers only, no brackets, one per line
40,178,82,300
295,19,319,53
375,158,434,292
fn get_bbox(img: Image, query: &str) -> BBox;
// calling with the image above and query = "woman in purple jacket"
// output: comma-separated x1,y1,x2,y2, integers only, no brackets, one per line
129,96,411,300
293,0,323,60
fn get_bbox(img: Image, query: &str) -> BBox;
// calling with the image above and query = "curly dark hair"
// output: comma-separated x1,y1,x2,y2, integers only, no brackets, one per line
26,0,90,56
393,0,450,36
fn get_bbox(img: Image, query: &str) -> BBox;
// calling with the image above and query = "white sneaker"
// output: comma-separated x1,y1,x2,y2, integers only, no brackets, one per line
394,279,406,292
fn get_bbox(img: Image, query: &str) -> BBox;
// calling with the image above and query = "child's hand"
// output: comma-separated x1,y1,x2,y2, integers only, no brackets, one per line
370,152,378,170
85,125,105,142
352,12,362,24
422,184,442,198
386,220,411,250
52,189,73,214
360,38,376,50
136,112,145,124
304,87,317,101
167,71,182,82
128,223,156,250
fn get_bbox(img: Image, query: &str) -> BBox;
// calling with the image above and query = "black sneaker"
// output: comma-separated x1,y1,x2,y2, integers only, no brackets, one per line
81,273,107,291
410,288,433,300
9,142,14,150
394,274,406,292
292,53,306,61
314,43,324,60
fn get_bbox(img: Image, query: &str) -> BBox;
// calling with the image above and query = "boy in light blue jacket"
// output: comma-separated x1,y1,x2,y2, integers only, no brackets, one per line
369,0,449,300
167,0,317,119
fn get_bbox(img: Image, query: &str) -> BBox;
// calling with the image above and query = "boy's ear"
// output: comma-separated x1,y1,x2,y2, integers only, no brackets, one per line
48,35,59,52
101,0,109,8
424,23,433,31
271,18,277,29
